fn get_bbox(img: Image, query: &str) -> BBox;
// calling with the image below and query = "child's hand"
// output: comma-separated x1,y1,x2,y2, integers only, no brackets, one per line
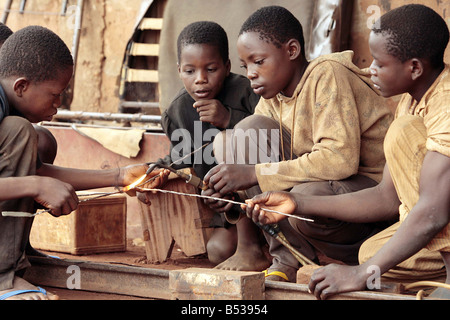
193,99,231,128
204,164,258,195
242,191,297,225
122,165,170,192
34,176,79,217
201,187,234,212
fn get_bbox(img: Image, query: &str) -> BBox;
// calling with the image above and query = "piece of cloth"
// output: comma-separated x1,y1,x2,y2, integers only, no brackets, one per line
0,116,38,290
161,72,259,180
73,126,145,159
254,51,393,192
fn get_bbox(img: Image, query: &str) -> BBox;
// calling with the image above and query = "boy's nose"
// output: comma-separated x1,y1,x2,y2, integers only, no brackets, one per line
195,71,208,84
246,67,257,80
53,96,62,108
369,61,377,76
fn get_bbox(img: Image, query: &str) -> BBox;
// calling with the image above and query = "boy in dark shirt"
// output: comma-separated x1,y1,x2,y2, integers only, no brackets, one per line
159,21,259,265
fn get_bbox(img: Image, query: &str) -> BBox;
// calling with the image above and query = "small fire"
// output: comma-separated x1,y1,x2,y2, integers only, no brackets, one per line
123,174,147,192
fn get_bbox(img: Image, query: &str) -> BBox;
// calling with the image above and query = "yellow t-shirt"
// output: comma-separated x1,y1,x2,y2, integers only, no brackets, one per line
387,65,450,252
255,51,393,192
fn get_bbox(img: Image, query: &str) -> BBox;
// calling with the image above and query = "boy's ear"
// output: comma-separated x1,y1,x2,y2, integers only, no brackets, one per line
13,77,30,97
225,59,231,75
409,58,424,81
285,39,301,61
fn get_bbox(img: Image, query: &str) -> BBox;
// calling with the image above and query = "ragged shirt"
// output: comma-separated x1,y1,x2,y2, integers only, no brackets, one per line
386,65,450,252
255,51,393,192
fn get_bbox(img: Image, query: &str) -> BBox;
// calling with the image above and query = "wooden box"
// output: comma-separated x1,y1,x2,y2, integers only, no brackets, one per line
30,193,127,255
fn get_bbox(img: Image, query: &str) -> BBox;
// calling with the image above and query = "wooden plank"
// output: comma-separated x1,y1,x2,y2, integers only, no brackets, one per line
139,17,163,30
264,281,417,300
24,257,420,301
126,68,159,83
130,43,160,56
24,257,171,300
139,176,214,262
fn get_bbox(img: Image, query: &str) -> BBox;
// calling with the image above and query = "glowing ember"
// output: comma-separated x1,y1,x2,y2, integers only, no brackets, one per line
123,174,147,192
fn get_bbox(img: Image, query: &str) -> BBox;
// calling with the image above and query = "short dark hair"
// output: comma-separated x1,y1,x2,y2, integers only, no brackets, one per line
177,21,229,64
0,23,13,46
239,5,305,56
372,4,449,68
0,25,73,82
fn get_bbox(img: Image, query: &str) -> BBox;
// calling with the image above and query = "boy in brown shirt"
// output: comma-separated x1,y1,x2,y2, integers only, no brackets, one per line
203,6,392,281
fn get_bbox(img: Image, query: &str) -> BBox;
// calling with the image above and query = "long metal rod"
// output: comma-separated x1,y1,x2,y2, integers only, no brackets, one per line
138,187,314,223
53,109,161,124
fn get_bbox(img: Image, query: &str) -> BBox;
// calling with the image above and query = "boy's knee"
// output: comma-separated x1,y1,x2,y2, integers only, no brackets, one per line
234,114,277,131
0,116,37,143
33,125,57,164
212,130,229,164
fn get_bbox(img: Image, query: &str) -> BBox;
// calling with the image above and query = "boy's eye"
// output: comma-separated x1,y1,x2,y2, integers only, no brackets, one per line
255,59,264,65
207,68,217,73
240,64,247,70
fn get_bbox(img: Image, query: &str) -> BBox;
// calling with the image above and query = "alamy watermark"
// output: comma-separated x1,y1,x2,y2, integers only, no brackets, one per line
366,5,381,30
366,265,381,290
66,265,81,290
169,121,281,175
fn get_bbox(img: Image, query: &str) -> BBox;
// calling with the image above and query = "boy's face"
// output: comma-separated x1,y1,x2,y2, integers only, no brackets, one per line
237,31,295,99
369,32,413,98
13,65,73,123
178,44,230,101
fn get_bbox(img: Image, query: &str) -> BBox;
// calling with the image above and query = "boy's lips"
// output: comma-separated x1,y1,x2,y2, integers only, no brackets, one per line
194,89,212,99
371,78,381,91
251,84,264,95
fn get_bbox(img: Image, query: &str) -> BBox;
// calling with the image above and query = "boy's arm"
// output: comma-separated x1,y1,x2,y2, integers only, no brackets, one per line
36,163,156,191
0,176,43,201
0,175,78,216
245,164,399,225
309,151,450,299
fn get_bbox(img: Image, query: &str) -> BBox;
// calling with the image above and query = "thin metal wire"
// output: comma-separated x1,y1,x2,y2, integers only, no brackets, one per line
138,187,314,223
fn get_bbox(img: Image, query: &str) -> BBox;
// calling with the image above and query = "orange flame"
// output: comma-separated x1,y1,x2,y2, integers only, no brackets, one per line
123,174,147,192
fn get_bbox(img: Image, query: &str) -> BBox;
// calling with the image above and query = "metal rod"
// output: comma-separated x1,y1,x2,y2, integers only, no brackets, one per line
53,109,161,124
138,188,314,223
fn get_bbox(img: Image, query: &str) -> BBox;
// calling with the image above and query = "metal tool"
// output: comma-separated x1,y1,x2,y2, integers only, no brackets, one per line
256,223,317,266
1,210,45,218
145,162,208,191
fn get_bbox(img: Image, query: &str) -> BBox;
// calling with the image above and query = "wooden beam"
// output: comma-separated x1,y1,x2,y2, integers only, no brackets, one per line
139,17,163,30
24,257,420,300
130,43,160,57
126,68,159,83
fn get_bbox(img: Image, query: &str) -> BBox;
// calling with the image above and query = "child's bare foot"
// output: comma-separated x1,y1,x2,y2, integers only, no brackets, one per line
214,245,270,271
0,276,59,300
